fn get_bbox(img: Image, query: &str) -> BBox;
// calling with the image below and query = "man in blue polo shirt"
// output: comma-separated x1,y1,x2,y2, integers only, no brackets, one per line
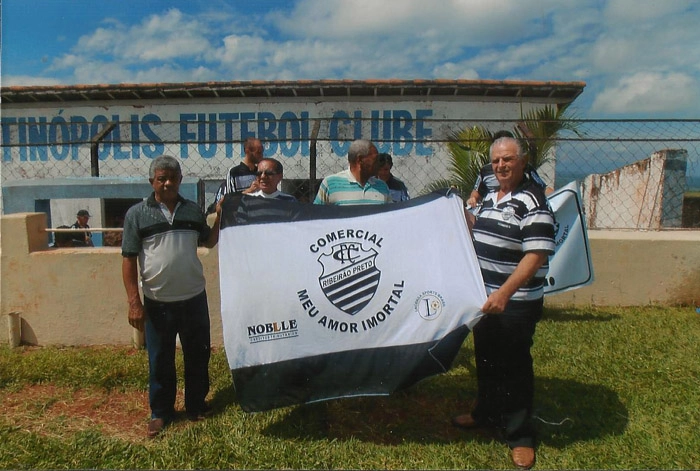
122,155,221,438
313,139,390,206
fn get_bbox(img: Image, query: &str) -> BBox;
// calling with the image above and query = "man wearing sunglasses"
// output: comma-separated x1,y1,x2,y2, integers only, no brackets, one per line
244,158,297,201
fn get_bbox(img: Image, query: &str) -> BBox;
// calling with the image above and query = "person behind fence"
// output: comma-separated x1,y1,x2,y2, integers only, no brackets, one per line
121,155,222,439
466,130,549,209
313,139,390,205
376,153,410,202
454,136,555,470
70,209,94,246
52,225,77,248
244,157,297,201
207,137,264,213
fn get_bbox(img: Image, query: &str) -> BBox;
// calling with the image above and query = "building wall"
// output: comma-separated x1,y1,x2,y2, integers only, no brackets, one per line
580,149,688,229
0,97,556,202
2,212,698,347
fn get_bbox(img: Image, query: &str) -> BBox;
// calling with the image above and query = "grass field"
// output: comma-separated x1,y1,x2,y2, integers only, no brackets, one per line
1,305,699,469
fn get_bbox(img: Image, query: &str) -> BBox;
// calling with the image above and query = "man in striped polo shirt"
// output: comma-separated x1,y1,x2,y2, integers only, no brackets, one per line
122,155,221,438
453,136,555,470
313,139,390,206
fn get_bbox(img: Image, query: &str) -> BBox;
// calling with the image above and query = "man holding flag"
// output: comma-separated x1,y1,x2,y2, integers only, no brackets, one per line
455,136,555,469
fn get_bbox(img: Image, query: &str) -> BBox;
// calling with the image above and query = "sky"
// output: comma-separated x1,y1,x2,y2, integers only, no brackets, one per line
2,0,700,118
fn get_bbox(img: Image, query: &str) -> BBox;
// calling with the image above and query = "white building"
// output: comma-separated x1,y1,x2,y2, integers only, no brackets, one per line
1,79,585,234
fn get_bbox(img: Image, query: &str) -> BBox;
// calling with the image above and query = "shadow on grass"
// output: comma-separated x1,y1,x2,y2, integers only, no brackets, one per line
261,374,627,448
533,377,627,448
543,307,620,323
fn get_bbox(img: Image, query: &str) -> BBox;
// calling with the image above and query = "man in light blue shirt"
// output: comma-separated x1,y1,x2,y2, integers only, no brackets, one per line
314,139,390,206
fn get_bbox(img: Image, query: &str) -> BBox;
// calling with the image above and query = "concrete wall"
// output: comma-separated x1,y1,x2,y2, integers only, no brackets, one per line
2,212,699,347
545,230,700,307
581,149,688,229
1,212,221,347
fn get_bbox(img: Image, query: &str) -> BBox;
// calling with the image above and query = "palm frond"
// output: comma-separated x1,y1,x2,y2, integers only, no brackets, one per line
424,107,583,194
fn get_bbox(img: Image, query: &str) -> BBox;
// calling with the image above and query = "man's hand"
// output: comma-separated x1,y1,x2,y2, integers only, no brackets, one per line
128,299,145,332
480,251,549,315
481,289,510,314
243,180,261,194
122,256,144,330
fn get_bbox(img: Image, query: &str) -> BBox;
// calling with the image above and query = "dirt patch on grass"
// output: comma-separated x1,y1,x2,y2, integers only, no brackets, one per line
1,384,151,441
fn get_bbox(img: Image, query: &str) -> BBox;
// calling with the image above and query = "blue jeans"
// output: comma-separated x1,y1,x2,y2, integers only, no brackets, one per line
472,298,542,448
144,290,211,420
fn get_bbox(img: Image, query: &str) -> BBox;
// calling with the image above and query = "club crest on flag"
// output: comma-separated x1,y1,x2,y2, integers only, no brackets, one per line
318,243,381,315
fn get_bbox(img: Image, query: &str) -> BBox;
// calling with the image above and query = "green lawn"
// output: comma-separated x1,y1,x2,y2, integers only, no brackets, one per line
1,306,699,469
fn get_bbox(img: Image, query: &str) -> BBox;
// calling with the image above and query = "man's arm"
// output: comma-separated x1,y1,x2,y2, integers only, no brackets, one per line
313,179,329,205
481,251,548,314
122,256,144,332
202,198,222,248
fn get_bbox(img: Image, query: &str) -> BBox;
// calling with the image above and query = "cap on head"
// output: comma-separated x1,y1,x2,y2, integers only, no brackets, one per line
77,209,91,217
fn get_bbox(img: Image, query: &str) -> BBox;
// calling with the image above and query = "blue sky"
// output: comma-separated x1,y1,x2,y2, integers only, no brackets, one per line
2,0,699,118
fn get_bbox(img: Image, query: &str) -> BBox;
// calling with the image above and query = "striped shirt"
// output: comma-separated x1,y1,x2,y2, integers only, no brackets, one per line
472,180,555,303
314,169,390,206
122,193,211,302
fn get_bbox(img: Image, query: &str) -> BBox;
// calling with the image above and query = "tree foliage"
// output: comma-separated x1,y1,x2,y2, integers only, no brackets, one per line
421,104,582,197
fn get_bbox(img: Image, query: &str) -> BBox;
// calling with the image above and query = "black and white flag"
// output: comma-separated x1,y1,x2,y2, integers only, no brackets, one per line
218,192,486,412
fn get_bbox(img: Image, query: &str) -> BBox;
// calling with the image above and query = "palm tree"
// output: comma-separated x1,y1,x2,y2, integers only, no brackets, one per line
422,125,494,197
422,104,581,196
514,103,582,171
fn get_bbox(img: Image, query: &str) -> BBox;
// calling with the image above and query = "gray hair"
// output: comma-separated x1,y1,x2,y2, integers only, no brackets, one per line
489,136,525,160
149,155,182,179
347,139,375,164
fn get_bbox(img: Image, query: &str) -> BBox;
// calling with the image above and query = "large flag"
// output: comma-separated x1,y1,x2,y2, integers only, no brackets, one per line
544,181,595,295
219,191,486,412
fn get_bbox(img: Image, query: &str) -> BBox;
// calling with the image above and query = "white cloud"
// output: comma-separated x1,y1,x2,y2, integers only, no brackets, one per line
68,9,212,64
604,0,695,24
14,1,699,117
591,72,698,115
431,62,479,80
1,75,64,86
272,0,561,46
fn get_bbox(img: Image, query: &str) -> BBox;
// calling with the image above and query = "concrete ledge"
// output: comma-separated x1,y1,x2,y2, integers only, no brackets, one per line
2,214,699,346
546,230,700,307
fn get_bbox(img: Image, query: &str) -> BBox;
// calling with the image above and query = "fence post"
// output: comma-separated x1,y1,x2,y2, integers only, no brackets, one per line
309,120,321,201
90,122,117,177
132,328,145,349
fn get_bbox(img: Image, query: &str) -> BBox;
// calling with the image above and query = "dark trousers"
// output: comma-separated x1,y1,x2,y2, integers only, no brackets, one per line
144,290,211,420
472,298,542,448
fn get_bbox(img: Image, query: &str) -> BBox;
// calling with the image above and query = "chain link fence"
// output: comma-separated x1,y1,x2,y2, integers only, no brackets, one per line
2,118,699,229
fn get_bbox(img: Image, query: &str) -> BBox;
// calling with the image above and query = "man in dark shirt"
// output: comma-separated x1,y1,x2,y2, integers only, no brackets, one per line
208,137,264,213
376,153,409,202
70,209,93,246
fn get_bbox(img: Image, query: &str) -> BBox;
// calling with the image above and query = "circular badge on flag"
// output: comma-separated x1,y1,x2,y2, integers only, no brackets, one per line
414,291,446,320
